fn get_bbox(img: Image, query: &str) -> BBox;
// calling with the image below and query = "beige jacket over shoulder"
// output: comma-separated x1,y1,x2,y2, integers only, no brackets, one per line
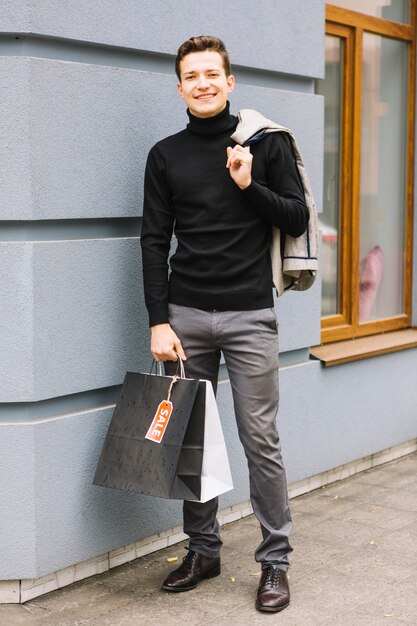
231,109,319,296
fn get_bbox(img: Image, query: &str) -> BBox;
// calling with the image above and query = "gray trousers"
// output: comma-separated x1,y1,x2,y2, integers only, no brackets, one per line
166,303,293,570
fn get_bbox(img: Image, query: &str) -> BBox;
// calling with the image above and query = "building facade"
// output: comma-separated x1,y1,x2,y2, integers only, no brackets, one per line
1,0,416,603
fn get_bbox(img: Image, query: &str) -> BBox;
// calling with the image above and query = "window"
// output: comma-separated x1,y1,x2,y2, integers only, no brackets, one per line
315,2,415,343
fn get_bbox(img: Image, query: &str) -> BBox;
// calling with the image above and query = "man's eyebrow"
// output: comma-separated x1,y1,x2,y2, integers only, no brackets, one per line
182,68,221,76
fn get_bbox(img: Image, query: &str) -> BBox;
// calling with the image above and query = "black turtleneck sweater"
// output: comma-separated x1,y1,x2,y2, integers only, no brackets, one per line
141,102,309,327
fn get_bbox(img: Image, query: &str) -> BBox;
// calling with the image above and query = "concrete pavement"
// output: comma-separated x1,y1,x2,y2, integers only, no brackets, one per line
1,452,417,625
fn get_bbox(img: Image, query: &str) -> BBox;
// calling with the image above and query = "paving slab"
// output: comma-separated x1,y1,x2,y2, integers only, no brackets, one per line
0,604,40,626
372,484,417,512
347,465,417,490
289,489,359,519
330,502,417,532
323,611,412,625
330,573,417,625
317,479,393,503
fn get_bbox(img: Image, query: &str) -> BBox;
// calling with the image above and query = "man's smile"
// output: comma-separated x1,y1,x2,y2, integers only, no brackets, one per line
195,93,217,99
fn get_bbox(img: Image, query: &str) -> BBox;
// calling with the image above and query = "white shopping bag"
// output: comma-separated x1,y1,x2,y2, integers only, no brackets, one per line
198,380,234,502
170,379,233,503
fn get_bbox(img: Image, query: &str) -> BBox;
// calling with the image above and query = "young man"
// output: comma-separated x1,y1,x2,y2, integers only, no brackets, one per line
141,35,309,613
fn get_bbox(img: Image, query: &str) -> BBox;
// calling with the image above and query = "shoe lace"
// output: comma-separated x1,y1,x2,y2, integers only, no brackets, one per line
182,547,197,572
265,566,280,587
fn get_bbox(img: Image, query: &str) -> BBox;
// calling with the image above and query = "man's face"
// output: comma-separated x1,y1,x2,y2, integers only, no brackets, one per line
177,50,235,119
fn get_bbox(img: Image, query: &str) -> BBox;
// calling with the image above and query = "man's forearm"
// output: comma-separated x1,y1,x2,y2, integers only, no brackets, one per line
142,144,175,327
241,181,309,238
141,259,170,327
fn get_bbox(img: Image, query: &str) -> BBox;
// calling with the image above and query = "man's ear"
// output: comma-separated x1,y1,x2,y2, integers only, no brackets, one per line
177,82,185,100
227,74,236,94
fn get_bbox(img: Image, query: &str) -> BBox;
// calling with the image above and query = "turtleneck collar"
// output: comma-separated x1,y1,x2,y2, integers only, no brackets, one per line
186,101,237,136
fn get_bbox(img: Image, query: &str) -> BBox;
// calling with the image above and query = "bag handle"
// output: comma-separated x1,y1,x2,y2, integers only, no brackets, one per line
149,360,164,377
173,352,186,379
163,354,186,403
149,353,186,379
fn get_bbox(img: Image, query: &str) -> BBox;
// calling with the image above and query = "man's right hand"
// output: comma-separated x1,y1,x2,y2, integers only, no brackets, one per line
150,323,187,362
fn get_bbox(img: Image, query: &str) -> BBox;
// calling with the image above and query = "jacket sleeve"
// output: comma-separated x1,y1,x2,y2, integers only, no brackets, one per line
240,133,309,238
141,145,175,327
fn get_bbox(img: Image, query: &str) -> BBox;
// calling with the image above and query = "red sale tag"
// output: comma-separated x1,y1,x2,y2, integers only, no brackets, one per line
145,400,173,443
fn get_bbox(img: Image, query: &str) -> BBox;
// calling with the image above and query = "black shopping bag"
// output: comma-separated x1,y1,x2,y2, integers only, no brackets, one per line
93,366,233,502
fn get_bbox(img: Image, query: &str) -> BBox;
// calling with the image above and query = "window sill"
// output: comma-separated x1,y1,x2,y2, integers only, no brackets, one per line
310,328,417,367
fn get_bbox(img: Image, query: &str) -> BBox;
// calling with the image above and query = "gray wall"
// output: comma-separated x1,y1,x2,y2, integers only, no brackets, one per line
1,0,324,78
1,0,416,581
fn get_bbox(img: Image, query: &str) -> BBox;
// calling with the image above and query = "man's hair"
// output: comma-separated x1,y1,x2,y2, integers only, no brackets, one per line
175,35,231,80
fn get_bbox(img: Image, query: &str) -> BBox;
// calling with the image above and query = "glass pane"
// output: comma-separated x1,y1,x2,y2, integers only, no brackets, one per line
315,36,343,317
359,34,408,322
329,0,409,23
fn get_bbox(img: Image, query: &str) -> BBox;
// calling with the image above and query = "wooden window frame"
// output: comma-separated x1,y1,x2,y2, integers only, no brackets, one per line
321,4,416,344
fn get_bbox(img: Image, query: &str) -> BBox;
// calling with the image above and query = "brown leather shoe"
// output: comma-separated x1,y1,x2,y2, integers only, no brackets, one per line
161,548,221,592
255,566,290,612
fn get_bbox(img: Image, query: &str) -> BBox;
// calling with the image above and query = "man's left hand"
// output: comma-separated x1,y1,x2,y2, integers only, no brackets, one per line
226,145,252,190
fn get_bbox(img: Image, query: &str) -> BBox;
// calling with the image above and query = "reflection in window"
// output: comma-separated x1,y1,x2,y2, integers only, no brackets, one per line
359,34,408,321
316,36,343,317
